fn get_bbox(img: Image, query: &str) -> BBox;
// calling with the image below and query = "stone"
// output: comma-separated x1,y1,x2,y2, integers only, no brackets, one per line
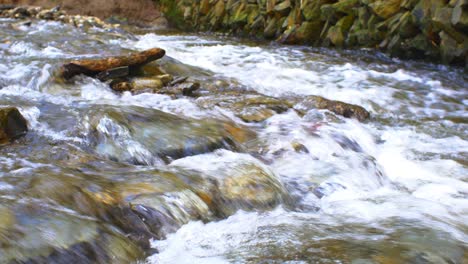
370,0,402,19
37,9,55,20
293,96,370,121
332,0,360,15
433,7,466,43
452,3,468,32
439,31,465,63
0,201,143,263
301,0,333,21
110,77,164,94
0,107,28,144
274,0,292,15
264,17,279,38
88,105,243,164
169,150,287,217
197,93,292,123
295,20,324,43
326,25,345,47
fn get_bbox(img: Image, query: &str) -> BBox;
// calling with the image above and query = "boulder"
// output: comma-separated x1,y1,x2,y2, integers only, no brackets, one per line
293,96,370,121
87,105,247,164
451,2,468,32
169,150,287,217
196,92,292,123
370,0,402,19
0,107,28,144
0,201,142,263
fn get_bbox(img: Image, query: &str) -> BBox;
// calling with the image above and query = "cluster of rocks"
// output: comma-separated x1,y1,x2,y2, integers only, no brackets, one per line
0,48,372,262
60,47,202,97
0,4,118,29
59,47,370,122
0,106,284,262
162,0,468,67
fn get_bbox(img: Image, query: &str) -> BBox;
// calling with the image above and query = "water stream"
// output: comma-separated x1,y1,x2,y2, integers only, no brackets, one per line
0,19,467,263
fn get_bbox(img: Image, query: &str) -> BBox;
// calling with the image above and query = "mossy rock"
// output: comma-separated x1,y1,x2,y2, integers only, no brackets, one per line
264,16,280,38
451,2,468,32
0,107,28,144
369,0,402,19
326,25,345,47
332,0,360,15
296,20,324,43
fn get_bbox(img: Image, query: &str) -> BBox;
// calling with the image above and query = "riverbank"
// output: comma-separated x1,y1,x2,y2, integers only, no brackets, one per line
160,0,468,68
1,0,467,67
0,0,166,26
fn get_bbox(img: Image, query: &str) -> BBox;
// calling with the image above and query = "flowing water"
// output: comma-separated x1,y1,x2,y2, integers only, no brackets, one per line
0,18,467,263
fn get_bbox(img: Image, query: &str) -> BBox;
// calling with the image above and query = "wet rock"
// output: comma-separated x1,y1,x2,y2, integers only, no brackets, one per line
292,96,370,121
161,81,200,97
170,150,287,217
0,107,28,144
197,92,292,123
292,141,309,153
0,201,143,263
169,76,189,86
87,105,243,164
110,74,175,94
110,77,164,93
129,189,212,239
60,48,165,80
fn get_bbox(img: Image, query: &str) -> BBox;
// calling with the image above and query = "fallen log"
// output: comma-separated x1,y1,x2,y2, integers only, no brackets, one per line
60,48,165,80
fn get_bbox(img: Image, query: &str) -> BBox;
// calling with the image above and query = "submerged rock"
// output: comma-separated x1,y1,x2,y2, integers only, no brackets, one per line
0,201,143,263
60,48,165,80
0,107,28,144
87,105,248,164
170,150,287,217
197,92,293,123
293,95,370,121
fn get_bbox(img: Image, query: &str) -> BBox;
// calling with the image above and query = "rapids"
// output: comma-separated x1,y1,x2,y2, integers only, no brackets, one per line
0,18,467,263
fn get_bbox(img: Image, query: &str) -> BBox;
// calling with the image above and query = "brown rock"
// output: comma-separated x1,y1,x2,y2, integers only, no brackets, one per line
293,96,370,121
0,107,28,144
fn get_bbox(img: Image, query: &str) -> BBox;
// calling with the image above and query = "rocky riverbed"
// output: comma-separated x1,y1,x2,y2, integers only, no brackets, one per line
0,6,467,264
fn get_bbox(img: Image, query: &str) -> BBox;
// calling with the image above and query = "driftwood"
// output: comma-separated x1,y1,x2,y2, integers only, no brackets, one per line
60,48,165,80
95,66,129,81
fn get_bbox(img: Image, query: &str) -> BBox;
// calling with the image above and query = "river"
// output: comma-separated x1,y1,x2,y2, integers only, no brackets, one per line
0,18,467,263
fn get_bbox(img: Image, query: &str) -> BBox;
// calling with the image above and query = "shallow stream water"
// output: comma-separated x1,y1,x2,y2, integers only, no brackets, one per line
0,19,467,263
